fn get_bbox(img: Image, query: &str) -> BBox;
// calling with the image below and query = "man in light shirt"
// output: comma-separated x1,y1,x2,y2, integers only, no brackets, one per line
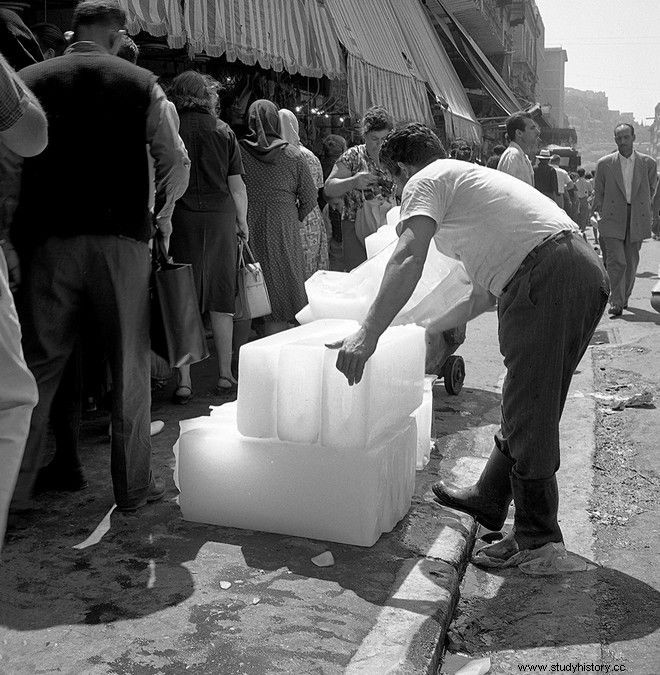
330,124,608,571
593,123,657,316
574,167,593,236
496,112,539,186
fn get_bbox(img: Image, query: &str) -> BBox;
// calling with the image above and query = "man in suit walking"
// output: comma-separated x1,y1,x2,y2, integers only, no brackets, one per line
593,123,657,316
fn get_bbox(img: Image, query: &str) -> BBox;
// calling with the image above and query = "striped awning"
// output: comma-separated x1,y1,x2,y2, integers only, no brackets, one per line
325,0,434,125
183,0,345,80
390,0,481,143
120,0,186,49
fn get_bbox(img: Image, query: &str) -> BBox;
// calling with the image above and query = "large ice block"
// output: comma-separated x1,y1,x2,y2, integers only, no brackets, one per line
236,319,357,439
413,376,436,469
296,239,473,331
365,224,397,259
177,410,417,547
237,320,425,449
304,271,375,321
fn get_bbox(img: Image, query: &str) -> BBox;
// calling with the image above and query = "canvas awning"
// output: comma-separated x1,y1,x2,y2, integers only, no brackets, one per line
183,0,345,80
431,0,522,116
389,0,481,142
120,0,186,49
324,0,433,125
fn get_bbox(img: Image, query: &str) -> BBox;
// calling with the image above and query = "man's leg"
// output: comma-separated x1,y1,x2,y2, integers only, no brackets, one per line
623,238,642,307
12,238,83,507
0,249,38,549
487,234,609,558
87,236,153,508
602,236,626,309
34,346,85,493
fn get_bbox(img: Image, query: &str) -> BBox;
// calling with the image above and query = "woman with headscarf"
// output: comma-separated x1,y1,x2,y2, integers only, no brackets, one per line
278,108,329,280
168,71,248,402
239,100,317,335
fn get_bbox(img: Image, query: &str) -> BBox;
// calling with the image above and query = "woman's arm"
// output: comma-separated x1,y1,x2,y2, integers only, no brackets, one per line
228,174,248,240
324,161,377,198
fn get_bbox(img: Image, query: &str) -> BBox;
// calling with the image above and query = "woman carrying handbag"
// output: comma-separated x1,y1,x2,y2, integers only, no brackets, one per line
167,71,248,402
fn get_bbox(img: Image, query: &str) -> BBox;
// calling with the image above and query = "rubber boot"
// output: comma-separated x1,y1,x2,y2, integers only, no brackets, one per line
510,474,563,550
471,475,564,565
432,445,513,531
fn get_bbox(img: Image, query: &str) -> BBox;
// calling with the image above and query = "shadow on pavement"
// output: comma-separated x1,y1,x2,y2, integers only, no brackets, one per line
619,307,660,325
450,557,660,652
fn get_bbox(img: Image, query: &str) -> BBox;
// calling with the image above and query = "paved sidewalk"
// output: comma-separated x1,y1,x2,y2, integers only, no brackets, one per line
0,353,479,675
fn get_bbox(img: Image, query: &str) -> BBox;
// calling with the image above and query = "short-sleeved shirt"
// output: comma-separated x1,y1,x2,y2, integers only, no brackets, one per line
554,166,572,194
176,109,244,213
496,141,534,186
575,176,592,200
0,51,29,131
399,159,575,296
335,143,396,222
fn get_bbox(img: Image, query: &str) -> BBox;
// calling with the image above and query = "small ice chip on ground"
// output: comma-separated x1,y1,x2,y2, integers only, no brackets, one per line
219,581,232,590
311,551,335,567
252,597,260,605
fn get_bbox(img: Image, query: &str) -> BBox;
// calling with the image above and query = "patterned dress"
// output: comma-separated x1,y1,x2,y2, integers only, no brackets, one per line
336,144,396,223
299,146,329,280
240,145,317,322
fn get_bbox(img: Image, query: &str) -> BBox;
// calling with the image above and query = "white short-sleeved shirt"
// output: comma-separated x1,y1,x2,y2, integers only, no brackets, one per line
554,166,572,194
400,159,576,296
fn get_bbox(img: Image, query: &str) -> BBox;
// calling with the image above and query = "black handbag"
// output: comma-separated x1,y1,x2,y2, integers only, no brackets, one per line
150,235,210,368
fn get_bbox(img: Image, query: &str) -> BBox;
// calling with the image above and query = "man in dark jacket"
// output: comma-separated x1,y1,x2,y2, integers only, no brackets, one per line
10,0,190,513
533,148,559,202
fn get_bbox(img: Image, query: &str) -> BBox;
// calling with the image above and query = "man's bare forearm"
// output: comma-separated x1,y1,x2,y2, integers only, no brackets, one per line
362,237,425,338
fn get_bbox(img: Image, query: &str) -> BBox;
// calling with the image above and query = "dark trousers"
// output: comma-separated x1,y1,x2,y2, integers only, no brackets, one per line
15,235,152,507
576,197,590,232
340,219,367,271
496,232,609,481
602,205,641,309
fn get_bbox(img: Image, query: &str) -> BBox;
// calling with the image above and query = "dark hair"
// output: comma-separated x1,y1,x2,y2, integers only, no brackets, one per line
168,70,219,115
550,154,560,164
614,122,635,135
72,0,126,33
492,144,506,155
505,112,533,143
379,123,446,176
362,106,394,134
577,167,585,177
585,172,593,179
116,34,138,63
30,22,66,56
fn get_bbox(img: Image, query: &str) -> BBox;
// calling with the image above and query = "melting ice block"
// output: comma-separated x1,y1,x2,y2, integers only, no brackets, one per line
237,320,425,448
236,320,357,439
413,376,436,469
177,409,418,547
365,223,397,259
297,239,473,331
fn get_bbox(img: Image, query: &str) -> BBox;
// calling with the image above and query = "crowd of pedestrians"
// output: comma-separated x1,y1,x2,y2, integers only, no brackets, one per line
0,1,403,548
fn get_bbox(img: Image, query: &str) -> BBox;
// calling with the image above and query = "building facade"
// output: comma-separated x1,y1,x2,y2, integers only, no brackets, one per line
538,46,568,128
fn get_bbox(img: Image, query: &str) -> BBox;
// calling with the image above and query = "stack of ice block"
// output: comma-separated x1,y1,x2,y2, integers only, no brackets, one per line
175,319,426,547
413,376,436,469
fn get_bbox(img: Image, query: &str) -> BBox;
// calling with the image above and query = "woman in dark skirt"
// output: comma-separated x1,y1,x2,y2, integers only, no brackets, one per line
168,71,248,402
